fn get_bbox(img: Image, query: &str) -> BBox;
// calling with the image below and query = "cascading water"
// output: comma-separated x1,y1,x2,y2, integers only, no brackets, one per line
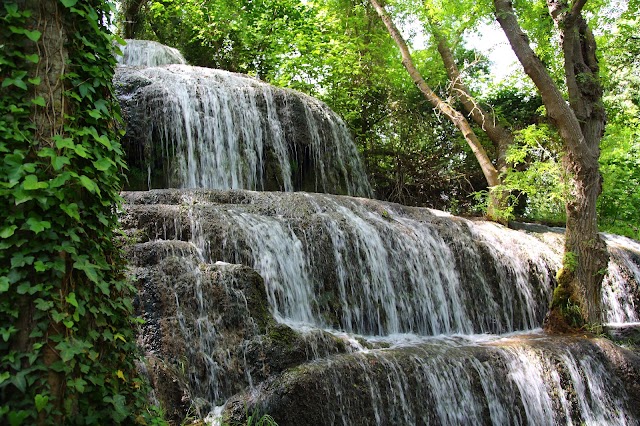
119,41,640,425
117,39,186,66
115,40,371,196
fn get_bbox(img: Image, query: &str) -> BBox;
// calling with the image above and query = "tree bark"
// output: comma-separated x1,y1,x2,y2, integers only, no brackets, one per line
494,0,608,328
369,0,504,220
430,21,513,174
121,0,148,39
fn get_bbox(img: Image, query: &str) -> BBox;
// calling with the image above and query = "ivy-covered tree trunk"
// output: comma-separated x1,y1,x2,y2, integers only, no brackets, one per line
1,1,158,424
494,0,609,329
369,0,506,222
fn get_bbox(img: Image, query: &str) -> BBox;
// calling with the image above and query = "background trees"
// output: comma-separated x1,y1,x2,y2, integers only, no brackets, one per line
116,0,638,236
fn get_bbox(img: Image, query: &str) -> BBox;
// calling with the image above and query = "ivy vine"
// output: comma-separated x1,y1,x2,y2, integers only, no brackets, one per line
0,1,163,424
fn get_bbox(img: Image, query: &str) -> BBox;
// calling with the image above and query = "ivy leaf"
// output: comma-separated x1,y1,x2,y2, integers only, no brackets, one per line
0,225,18,238
73,258,100,284
66,292,79,308
32,96,46,107
26,217,51,234
78,175,98,193
93,158,112,171
61,203,80,221
53,155,70,171
24,29,42,42
61,0,79,7
54,136,75,150
0,277,9,293
12,372,27,393
35,394,49,412
23,174,48,190
11,253,35,268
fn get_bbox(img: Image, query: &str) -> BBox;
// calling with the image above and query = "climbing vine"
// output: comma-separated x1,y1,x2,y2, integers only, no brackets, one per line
0,1,162,424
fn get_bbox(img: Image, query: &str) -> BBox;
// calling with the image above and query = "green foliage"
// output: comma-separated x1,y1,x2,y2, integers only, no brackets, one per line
0,1,164,424
501,124,567,224
598,125,640,240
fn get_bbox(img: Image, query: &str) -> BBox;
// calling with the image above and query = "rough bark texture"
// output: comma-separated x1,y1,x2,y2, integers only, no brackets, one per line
369,0,504,220
494,0,608,327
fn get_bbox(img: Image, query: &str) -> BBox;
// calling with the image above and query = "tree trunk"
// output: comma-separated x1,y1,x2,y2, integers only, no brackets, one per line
121,0,148,38
21,0,69,419
494,0,608,329
369,0,504,220
430,21,512,174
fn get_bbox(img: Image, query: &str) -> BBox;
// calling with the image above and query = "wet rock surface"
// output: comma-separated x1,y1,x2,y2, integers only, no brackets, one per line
120,188,640,425
222,335,640,426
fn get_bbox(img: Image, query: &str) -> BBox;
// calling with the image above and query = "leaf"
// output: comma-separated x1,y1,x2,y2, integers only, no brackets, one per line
25,54,39,63
66,292,79,308
23,175,48,190
52,155,70,171
61,0,78,7
26,217,51,234
0,277,9,293
35,394,49,412
32,96,46,107
78,175,98,193
0,225,18,238
93,157,112,171
54,136,75,150
12,371,27,393
116,370,126,381
24,30,42,42
61,203,80,221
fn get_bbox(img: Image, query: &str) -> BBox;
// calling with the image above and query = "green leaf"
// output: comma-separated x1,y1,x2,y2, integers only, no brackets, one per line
24,29,42,42
0,225,18,238
61,203,80,221
35,394,49,412
61,0,78,7
0,277,9,293
54,136,75,150
32,96,46,107
11,253,35,268
26,217,51,234
23,175,48,190
66,292,79,308
25,54,39,63
93,158,112,171
52,155,70,171
78,175,98,193
12,371,27,393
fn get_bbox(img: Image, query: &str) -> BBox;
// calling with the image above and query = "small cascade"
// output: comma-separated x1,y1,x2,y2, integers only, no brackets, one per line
117,39,186,66
123,190,638,337
603,234,640,324
224,333,637,425
115,40,371,196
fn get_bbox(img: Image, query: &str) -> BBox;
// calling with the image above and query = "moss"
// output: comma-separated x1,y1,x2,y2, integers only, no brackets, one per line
267,323,299,347
546,268,584,332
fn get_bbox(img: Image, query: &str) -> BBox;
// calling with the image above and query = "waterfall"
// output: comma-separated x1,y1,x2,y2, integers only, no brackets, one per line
118,39,640,426
124,190,638,337
115,41,372,196
117,39,186,66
